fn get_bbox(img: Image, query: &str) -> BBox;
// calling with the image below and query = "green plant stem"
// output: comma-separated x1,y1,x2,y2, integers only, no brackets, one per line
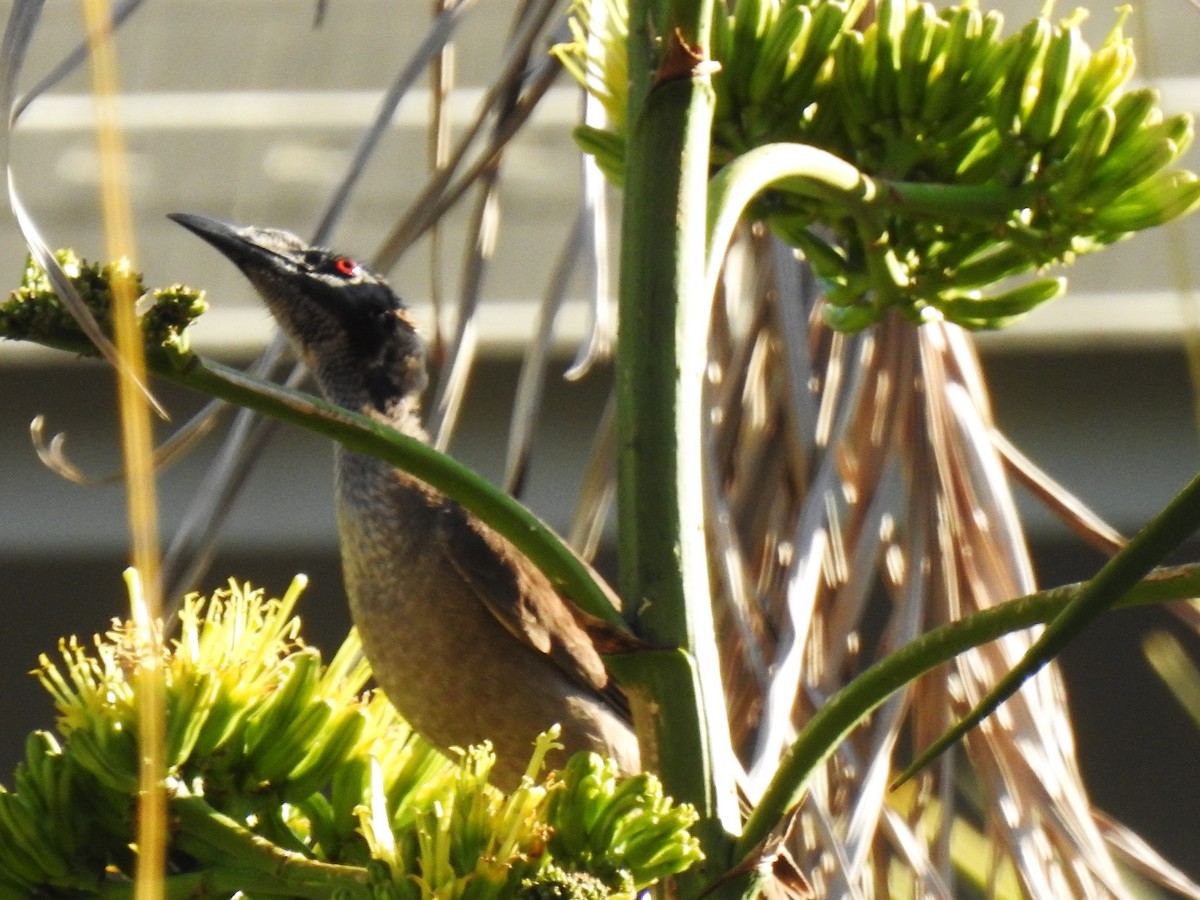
734,563,1200,861
168,795,374,898
705,143,874,298
894,467,1200,788
615,0,741,892
879,178,1041,221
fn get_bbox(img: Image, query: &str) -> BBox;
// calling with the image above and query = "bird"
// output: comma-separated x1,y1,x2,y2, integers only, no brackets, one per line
170,212,640,790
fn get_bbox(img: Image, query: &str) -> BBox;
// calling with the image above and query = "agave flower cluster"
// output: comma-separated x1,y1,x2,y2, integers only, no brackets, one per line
557,0,1200,329
0,249,206,355
0,579,700,898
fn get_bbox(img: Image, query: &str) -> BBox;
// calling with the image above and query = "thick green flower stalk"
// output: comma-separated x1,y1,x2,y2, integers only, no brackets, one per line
556,0,1200,329
0,579,701,898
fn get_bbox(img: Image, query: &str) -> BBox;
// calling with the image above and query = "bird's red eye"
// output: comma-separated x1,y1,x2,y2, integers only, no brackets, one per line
334,257,360,277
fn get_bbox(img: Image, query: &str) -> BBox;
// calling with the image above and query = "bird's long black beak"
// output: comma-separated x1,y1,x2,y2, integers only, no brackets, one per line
169,212,289,271
170,211,246,253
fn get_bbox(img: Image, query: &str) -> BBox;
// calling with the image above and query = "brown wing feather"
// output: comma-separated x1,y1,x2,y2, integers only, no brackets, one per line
433,501,614,698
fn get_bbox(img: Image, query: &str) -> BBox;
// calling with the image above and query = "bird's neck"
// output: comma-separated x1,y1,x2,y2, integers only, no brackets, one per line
315,347,430,441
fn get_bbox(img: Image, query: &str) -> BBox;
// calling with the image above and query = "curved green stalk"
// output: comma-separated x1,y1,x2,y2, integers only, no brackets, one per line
735,562,1200,860
892,468,1200,788
705,142,875,299
704,142,1048,305
169,795,375,898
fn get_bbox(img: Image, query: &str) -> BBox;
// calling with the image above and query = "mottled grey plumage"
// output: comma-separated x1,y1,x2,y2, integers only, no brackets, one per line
171,213,639,789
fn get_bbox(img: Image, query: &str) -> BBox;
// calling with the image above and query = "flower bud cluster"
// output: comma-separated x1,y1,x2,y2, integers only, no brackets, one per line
1,249,206,353
0,580,700,899
558,0,1199,329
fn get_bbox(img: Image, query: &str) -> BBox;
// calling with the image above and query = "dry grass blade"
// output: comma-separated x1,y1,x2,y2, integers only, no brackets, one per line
30,405,220,486
312,0,477,246
503,128,613,496
1093,810,1200,898
371,18,567,269
77,0,166,890
159,335,296,604
1165,596,1200,633
11,0,146,121
564,81,615,380
880,806,955,899
428,180,495,448
427,0,457,357
568,390,617,559
424,0,568,447
993,428,1127,556
0,0,42,125
503,210,586,494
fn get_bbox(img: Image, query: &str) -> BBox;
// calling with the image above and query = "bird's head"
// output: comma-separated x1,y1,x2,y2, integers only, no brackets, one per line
170,212,427,418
